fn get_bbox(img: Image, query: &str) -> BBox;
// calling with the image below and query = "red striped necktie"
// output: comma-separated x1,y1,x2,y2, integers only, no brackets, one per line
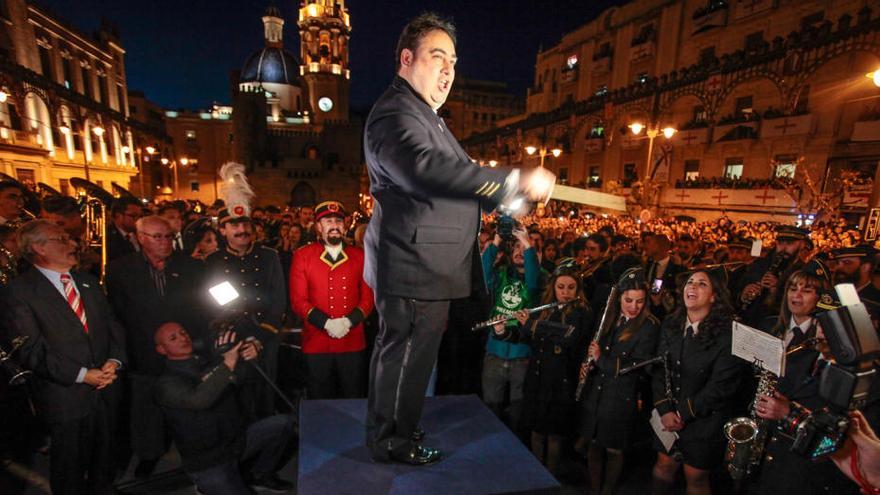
60,274,88,333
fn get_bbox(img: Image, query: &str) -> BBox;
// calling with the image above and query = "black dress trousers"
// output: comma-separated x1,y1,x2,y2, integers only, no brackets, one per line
366,294,449,459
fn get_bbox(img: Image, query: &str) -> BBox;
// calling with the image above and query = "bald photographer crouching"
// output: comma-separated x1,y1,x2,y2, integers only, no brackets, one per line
154,323,294,494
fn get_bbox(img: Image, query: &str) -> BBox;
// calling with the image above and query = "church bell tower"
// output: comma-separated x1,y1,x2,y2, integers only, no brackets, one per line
298,0,350,123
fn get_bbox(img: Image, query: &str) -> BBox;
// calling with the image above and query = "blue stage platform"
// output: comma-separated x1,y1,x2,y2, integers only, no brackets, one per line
298,395,560,495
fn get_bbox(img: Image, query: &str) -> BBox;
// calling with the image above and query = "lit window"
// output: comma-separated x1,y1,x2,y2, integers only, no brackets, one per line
684,160,700,181
185,130,196,142
774,155,796,178
724,158,744,179
595,85,608,96
566,55,578,70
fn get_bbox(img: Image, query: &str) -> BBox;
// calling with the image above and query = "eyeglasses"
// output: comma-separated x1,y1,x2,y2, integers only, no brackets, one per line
45,236,74,244
140,232,175,241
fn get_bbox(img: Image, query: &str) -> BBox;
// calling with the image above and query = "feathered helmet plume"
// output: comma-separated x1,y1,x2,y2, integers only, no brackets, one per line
218,162,254,224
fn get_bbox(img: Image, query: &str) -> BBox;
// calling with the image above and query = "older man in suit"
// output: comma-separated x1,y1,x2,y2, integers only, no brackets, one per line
2,220,125,495
105,215,208,477
363,12,554,465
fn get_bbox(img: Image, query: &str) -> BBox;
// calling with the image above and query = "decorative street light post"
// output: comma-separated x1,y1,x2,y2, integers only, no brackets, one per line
524,144,562,168
627,122,677,211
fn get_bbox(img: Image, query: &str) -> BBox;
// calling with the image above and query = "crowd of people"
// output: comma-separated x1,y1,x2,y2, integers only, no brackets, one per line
1,172,880,494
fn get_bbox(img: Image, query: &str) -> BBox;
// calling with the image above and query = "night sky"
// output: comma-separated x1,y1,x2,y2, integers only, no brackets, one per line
37,0,623,113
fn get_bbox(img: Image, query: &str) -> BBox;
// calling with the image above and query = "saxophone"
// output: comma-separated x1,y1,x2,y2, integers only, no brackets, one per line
723,369,777,479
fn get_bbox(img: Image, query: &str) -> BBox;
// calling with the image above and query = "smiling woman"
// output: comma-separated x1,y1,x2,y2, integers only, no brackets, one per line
651,267,745,495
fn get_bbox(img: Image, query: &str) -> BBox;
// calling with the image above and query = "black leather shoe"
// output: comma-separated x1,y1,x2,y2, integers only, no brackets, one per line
411,426,425,442
250,473,293,492
391,445,442,465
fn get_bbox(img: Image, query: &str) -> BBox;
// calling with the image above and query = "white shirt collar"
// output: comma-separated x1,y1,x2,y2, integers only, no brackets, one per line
685,317,701,336
323,243,344,259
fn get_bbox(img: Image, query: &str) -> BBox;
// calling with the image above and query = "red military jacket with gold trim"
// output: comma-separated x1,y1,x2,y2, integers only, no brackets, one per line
289,242,374,354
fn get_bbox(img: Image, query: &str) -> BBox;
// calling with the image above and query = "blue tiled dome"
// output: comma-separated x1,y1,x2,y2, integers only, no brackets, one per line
241,47,301,86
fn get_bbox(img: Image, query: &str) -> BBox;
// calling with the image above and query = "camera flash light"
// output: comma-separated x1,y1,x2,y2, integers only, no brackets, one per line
209,281,240,306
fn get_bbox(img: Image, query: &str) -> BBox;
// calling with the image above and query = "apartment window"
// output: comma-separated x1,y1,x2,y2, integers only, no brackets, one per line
623,163,637,184
62,57,73,89
693,105,707,123
735,96,753,117
636,72,649,84
744,31,764,51
38,46,54,80
565,54,578,71
589,126,605,138
684,160,700,181
116,85,125,112
589,166,601,187
98,73,109,105
70,121,82,150
774,155,797,178
80,65,92,98
59,179,70,196
15,168,35,189
559,167,569,185
724,157,744,179
185,130,197,142
6,102,22,130
190,181,200,192
595,85,608,97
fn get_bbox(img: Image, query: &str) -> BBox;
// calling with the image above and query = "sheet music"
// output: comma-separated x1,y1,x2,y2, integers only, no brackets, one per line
731,321,785,377
650,408,679,452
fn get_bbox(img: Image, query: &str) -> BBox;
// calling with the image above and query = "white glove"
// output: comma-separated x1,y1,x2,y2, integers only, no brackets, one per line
324,318,350,339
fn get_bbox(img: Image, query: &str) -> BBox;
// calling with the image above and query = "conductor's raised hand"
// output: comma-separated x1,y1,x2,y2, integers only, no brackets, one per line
519,167,556,204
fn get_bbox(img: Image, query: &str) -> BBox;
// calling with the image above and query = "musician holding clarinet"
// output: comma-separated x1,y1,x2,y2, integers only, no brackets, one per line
492,261,593,475
651,267,744,495
578,266,659,495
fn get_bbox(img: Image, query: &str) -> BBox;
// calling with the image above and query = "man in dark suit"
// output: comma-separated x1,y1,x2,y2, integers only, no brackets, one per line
363,12,554,465
105,215,208,477
2,220,125,495
106,196,142,262
644,233,686,321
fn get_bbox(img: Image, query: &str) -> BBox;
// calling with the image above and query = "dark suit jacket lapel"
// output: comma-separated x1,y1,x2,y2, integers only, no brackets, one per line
29,270,90,337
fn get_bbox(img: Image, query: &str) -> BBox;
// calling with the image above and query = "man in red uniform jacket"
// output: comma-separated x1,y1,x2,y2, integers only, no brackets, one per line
290,201,374,399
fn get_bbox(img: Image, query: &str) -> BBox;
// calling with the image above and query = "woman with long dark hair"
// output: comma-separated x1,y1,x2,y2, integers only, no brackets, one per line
496,264,594,475
750,260,852,494
651,268,745,495
580,266,660,495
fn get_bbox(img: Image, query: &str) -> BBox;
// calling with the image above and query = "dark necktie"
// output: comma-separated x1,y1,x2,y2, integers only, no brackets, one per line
685,325,694,340
789,326,805,347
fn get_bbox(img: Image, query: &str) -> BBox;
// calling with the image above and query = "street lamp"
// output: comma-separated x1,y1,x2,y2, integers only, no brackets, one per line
628,122,677,183
525,144,562,168
867,69,880,88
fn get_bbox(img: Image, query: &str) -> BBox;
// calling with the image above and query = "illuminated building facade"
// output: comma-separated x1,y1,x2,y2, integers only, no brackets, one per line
0,0,163,197
463,0,880,222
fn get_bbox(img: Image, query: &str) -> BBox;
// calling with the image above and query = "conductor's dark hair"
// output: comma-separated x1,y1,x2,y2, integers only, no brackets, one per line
395,12,456,71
